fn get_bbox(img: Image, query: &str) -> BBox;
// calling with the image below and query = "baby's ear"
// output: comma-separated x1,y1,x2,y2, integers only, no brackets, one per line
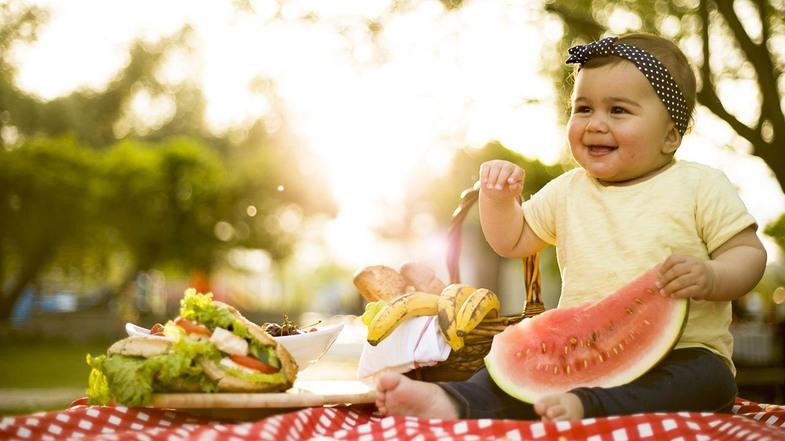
662,124,681,154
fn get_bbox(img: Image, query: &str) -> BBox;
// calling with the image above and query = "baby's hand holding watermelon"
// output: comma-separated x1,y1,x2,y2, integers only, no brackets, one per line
657,254,716,300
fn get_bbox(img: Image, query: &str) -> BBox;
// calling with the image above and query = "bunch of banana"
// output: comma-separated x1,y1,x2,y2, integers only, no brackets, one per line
455,288,500,336
436,284,476,351
363,282,503,350
366,292,440,345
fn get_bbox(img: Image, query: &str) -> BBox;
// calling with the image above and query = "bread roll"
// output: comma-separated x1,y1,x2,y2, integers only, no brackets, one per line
353,265,410,302
108,336,172,358
400,262,446,294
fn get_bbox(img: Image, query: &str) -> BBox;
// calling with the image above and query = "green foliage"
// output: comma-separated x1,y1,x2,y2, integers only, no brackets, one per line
765,214,785,256
0,137,216,313
98,137,228,273
0,137,96,247
0,3,48,140
0,3,337,317
4,26,193,147
0,137,100,299
0,133,335,316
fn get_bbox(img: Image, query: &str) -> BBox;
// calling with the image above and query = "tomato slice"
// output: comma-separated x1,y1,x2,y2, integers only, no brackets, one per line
150,323,165,335
174,317,212,337
229,354,278,374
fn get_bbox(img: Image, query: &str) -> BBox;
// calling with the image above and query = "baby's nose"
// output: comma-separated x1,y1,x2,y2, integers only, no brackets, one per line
585,115,609,133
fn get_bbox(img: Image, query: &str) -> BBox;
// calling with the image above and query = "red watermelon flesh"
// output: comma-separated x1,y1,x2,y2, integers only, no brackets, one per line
485,266,688,403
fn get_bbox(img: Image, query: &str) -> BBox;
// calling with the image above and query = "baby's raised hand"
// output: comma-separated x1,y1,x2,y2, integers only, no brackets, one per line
656,255,717,300
479,160,524,199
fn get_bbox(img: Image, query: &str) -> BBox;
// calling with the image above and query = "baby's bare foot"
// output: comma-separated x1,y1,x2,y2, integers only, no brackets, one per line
375,372,460,419
534,393,584,421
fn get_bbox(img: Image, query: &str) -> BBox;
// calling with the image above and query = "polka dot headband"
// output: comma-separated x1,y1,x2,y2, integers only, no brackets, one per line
566,36,689,136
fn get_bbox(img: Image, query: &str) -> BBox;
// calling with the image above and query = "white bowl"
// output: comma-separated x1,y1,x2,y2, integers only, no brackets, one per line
273,323,344,370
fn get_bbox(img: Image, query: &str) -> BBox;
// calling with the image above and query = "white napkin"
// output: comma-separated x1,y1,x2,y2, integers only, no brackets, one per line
357,315,451,380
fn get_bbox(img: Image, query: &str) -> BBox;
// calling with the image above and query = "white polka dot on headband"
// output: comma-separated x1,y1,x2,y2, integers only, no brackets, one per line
566,36,689,136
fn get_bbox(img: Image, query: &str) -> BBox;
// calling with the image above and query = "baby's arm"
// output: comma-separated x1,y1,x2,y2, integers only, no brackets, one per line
478,160,547,258
657,225,767,301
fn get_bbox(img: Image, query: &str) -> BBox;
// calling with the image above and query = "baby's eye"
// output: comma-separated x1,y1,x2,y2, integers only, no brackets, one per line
572,105,591,114
610,106,629,114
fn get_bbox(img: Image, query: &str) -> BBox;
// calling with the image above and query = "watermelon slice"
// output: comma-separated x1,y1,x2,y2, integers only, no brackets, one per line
485,266,688,403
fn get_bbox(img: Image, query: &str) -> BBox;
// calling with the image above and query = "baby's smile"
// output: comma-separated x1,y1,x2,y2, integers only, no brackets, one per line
587,145,618,156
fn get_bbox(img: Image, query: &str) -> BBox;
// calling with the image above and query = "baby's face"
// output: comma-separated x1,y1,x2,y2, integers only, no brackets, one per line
567,61,680,185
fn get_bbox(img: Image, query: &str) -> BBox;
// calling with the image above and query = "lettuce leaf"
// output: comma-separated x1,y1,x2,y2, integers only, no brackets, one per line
248,342,280,369
85,354,112,405
179,289,235,329
85,336,221,407
180,290,253,337
219,362,286,384
86,354,154,406
179,289,280,369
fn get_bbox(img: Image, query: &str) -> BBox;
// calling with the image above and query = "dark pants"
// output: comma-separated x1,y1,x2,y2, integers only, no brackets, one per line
438,348,737,419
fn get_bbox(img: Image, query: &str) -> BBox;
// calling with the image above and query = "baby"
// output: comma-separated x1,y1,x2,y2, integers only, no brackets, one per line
376,33,767,422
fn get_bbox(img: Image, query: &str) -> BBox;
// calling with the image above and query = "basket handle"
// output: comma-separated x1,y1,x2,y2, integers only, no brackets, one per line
446,183,544,317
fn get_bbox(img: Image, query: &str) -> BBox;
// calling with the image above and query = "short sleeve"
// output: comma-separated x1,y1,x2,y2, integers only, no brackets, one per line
522,173,565,245
696,168,757,254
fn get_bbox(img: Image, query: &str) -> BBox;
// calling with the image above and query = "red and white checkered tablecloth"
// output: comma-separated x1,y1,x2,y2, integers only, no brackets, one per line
1,398,783,440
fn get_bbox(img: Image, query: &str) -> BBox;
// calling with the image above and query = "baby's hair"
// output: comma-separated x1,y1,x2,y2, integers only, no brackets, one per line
576,33,697,132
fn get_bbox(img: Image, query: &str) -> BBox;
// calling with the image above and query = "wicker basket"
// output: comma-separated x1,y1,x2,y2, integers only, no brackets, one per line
405,183,544,382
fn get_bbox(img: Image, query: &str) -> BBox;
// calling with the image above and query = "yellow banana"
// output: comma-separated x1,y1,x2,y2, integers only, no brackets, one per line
456,288,500,336
366,292,440,345
437,284,476,351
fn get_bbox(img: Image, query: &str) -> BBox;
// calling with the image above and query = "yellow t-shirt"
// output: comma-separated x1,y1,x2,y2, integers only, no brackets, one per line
522,160,756,374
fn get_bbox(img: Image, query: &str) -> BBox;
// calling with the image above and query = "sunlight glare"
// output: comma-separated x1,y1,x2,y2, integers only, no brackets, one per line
15,0,192,98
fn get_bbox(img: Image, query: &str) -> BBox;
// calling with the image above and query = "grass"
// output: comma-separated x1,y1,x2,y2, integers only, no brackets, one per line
0,337,114,415
0,338,113,388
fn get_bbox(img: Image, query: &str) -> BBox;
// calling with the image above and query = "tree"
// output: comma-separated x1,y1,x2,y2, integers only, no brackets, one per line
765,216,785,251
0,3,200,149
544,0,784,191
97,138,230,295
0,1,337,318
0,137,99,317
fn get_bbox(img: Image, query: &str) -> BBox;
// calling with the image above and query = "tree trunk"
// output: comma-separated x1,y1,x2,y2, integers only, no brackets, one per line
754,136,785,193
0,240,5,299
112,261,151,322
0,246,50,320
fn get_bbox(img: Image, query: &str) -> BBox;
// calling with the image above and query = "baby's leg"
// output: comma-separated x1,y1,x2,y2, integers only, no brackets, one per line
534,393,584,421
570,348,736,418
375,372,460,419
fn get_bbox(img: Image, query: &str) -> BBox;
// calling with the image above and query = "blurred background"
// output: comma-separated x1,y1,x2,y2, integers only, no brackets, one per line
0,0,783,414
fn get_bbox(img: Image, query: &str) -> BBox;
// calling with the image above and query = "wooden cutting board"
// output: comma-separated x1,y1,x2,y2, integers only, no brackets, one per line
151,380,376,409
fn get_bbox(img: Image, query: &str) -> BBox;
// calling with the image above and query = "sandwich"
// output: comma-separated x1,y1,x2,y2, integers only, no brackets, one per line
86,289,298,406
